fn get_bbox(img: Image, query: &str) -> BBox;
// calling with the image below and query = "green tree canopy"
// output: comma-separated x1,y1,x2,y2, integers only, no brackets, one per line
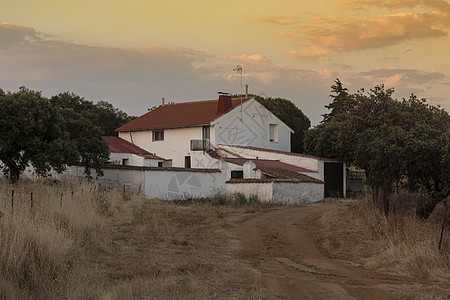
50,92,135,136
237,94,310,153
0,87,109,183
305,79,449,218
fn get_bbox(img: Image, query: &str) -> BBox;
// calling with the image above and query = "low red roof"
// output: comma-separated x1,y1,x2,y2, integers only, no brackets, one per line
259,167,324,183
103,136,151,155
116,97,250,132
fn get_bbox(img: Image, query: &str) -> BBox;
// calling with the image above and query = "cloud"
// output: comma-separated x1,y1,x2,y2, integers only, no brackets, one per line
338,0,450,13
254,1,450,58
0,23,39,49
227,54,274,71
252,15,302,25
282,12,448,58
0,23,224,115
358,67,446,86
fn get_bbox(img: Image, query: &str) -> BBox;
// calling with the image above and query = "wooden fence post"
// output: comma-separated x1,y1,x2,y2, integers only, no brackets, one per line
439,202,448,252
11,190,14,213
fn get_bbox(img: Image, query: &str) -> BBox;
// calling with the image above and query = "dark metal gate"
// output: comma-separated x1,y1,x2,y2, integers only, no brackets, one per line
324,162,343,198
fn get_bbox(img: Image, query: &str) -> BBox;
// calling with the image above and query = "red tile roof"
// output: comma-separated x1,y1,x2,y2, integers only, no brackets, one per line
116,97,251,132
224,158,316,173
103,137,152,155
259,167,324,183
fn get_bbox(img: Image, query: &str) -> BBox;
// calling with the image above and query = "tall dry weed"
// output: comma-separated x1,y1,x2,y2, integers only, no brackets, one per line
320,196,449,281
0,178,111,298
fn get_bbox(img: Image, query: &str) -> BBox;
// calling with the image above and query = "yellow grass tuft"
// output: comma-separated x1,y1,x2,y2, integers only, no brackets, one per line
319,196,450,281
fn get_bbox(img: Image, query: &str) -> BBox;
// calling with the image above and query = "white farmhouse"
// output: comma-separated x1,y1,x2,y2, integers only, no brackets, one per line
116,94,293,169
94,94,346,203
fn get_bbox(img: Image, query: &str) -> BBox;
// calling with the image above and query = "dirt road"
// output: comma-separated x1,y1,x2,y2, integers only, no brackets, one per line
236,203,414,300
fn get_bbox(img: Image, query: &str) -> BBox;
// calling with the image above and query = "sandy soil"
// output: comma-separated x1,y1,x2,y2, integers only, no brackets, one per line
235,202,439,300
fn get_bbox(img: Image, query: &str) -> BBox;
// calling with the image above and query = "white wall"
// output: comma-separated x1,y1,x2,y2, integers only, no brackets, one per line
119,127,203,167
218,145,320,172
191,151,221,169
109,152,164,167
212,99,292,152
226,181,324,204
272,182,323,204
109,153,138,165
226,182,273,202
53,165,223,200
144,169,223,200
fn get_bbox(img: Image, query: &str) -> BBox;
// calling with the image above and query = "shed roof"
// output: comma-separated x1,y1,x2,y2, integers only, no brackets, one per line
104,137,163,159
259,167,324,183
116,97,251,132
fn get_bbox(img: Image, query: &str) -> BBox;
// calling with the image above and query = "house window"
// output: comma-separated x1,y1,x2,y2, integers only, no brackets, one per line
269,124,278,142
158,161,164,168
231,170,243,179
185,156,191,168
152,130,164,141
122,158,129,165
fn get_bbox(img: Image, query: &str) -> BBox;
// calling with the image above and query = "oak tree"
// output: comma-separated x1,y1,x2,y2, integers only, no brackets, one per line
305,79,449,218
0,87,108,183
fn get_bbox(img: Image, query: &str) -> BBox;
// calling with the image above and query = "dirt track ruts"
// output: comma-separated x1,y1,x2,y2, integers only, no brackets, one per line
235,203,419,300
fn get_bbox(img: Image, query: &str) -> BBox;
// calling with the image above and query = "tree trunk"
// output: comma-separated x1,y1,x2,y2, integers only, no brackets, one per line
9,165,20,184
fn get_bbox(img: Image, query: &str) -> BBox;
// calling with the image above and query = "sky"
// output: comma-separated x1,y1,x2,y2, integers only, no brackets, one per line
1,0,449,125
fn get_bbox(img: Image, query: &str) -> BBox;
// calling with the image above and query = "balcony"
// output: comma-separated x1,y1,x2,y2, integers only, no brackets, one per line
190,139,213,151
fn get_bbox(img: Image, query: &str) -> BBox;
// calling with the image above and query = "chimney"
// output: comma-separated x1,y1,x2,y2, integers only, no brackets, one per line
217,93,232,114
162,97,165,106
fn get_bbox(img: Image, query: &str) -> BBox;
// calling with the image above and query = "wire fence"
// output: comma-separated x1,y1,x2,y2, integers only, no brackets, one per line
0,183,99,215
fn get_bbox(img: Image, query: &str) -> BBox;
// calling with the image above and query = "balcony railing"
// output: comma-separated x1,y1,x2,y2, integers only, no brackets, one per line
190,139,213,151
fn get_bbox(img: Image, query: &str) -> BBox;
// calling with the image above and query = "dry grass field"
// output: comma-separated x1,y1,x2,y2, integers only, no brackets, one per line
0,178,262,299
0,178,448,299
318,197,450,299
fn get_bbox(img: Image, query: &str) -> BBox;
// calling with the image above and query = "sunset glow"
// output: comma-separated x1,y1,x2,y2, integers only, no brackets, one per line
1,0,449,124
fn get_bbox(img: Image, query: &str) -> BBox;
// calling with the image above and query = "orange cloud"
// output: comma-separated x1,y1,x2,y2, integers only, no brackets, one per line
252,15,301,25
254,1,450,59
359,67,445,85
281,12,448,58
227,54,273,71
338,0,450,12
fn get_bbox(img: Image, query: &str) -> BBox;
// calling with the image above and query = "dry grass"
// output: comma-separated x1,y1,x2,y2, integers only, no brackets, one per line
318,196,450,298
0,178,261,299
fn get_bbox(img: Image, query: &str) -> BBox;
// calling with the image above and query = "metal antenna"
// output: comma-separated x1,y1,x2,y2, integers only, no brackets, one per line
233,65,243,117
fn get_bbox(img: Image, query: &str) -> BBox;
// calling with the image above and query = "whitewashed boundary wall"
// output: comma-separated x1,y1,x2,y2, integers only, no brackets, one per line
226,180,324,204
54,165,223,200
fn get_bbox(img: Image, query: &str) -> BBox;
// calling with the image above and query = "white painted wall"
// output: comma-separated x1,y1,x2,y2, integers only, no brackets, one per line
119,126,203,167
226,182,273,202
212,99,292,152
218,145,320,172
226,181,324,203
51,165,223,200
191,151,220,169
144,169,223,200
109,152,164,167
272,182,323,204
243,161,256,179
